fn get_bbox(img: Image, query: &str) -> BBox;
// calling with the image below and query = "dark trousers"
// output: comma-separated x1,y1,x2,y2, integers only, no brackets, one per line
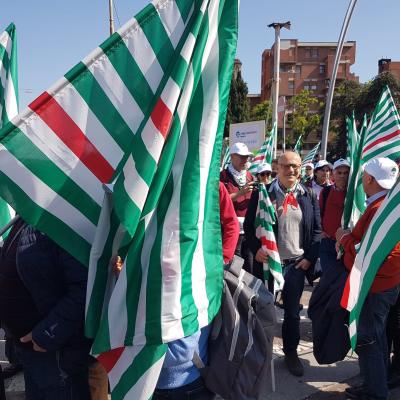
387,291,400,370
281,261,305,354
15,346,91,400
319,238,337,274
356,287,400,400
153,377,215,400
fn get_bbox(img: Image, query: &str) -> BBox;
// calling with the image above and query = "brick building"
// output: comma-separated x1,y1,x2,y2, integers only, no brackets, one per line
378,58,400,81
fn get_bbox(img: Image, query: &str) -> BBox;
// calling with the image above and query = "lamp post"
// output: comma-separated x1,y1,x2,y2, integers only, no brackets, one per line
268,21,291,158
109,0,115,36
320,0,358,159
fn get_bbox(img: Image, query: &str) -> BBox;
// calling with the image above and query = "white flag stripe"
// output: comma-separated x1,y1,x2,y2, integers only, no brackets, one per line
160,129,187,341
123,155,149,212
124,18,164,94
141,118,166,162
192,0,221,329
155,0,186,49
19,118,104,206
180,33,196,65
161,78,181,113
0,144,96,243
366,114,398,143
3,75,18,120
122,351,166,400
176,66,195,123
108,345,142,390
0,59,7,89
0,31,12,57
54,82,124,169
132,210,157,346
87,52,144,136
364,144,400,161
107,255,129,349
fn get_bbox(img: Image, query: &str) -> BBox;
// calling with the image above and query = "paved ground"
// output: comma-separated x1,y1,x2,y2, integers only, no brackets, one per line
2,283,400,399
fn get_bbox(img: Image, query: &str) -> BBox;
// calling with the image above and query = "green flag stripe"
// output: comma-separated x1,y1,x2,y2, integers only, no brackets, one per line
0,171,91,265
1,126,101,224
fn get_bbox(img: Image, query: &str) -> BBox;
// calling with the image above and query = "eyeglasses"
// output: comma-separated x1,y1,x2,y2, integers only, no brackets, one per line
305,167,313,171
279,163,301,170
259,172,271,177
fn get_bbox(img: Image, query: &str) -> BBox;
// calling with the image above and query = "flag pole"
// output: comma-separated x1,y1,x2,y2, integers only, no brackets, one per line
320,0,358,159
0,215,19,238
109,0,115,36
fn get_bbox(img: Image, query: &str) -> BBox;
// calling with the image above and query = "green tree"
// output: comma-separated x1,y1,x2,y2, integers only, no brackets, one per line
250,100,272,130
287,90,322,147
224,70,250,137
330,72,400,159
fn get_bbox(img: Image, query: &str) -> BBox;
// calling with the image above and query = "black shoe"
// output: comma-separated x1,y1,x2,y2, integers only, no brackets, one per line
1,363,23,379
345,384,367,399
284,352,304,376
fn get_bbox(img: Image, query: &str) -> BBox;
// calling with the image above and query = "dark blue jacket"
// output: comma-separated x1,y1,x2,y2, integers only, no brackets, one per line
16,225,91,354
244,183,322,283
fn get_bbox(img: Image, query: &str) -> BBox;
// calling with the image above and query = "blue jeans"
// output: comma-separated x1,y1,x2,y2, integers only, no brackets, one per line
153,377,215,400
15,346,91,400
282,261,305,354
319,238,338,274
356,286,400,400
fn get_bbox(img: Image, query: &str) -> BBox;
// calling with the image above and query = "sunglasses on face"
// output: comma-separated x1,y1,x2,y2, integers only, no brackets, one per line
259,172,271,177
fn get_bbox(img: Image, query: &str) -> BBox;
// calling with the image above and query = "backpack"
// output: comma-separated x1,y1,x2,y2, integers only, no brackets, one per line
194,256,276,399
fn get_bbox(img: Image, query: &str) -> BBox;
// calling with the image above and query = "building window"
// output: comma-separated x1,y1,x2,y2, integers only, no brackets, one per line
305,48,311,58
304,84,310,90
311,48,319,58
319,64,325,74
288,81,295,90
295,65,301,75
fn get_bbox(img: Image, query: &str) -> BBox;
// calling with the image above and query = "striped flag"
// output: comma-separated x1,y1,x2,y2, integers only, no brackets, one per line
362,86,400,163
346,113,359,163
248,123,275,175
221,145,230,170
341,178,400,349
0,23,18,240
255,183,284,290
301,142,320,165
293,134,302,154
0,1,239,398
342,115,367,230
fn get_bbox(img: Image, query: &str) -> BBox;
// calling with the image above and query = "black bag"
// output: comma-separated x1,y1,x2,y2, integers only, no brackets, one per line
194,256,276,399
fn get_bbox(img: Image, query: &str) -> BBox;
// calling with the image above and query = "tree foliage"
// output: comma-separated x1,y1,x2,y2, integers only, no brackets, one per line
224,71,250,137
250,100,272,130
329,72,400,159
287,90,322,147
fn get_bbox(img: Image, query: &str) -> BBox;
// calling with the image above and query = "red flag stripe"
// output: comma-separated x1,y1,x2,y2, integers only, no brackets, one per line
261,237,279,252
29,92,115,183
340,275,351,309
97,346,125,373
363,129,400,154
151,98,173,139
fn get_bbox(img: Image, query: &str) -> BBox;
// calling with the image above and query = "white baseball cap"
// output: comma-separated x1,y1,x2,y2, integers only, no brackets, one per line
303,162,314,170
315,160,332,170
230,142,252,156
333,158,350,170
364,157,399,189
257,163,272,174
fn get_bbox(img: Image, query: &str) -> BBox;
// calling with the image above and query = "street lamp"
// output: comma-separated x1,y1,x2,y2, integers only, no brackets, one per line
268,21,291,157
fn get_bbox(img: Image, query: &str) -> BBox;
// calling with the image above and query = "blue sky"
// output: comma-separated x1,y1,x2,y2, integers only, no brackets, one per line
1,1,399,109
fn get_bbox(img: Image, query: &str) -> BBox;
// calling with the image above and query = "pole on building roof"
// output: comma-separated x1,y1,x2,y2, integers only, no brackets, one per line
320,0,358,159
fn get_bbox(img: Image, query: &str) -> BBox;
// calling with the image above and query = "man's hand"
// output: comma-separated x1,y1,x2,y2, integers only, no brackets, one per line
20,332,47,352
255,248,268,263
296,258,311,271
112,255,123,276
335,227,351,242
238,182,254,196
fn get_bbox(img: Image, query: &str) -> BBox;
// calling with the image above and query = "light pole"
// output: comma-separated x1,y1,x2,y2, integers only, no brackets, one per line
268,21,291,158
320,0,358,159
109,0,115,36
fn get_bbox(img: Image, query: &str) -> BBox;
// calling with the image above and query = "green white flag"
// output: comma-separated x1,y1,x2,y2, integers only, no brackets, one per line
0,23,18,241
341,178,400,349
248,122,275,175
301,142,320,165
0,1,239,398
293,134,302,154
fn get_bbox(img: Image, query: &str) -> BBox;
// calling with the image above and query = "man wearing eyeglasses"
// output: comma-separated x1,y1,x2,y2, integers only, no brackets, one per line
244,151,321,377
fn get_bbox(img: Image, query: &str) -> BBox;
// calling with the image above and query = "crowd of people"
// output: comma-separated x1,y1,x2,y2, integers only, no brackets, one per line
0,140,398,400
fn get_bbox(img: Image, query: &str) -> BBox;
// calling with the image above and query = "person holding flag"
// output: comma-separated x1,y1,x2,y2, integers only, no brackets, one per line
337,157,400,400
245,151,321,377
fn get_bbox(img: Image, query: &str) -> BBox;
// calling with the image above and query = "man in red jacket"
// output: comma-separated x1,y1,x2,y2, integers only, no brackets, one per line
336,157,400,400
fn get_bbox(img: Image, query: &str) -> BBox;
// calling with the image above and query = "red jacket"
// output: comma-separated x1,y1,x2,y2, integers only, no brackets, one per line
220,169,253,217
340,196,400,293
219,183,239,263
